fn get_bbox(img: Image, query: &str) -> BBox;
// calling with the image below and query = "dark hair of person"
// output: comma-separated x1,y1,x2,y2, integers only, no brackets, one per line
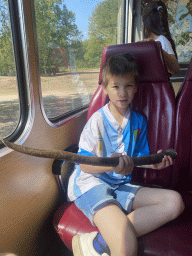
102,53,139,88
142,1,178,59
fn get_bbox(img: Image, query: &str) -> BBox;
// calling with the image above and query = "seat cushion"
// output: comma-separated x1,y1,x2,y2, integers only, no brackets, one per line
53,193,192,254
138,206,192,255
53,202,98,251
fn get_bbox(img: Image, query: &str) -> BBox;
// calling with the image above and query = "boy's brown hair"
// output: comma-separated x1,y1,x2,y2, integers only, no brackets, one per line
102,53,139,88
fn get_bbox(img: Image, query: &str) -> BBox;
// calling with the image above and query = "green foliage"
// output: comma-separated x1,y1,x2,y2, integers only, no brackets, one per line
0,0,119,75
34,0,119,71
0,0,192,74
84,0,119,68
0,0,15,75
178,32,190,46
0,30,15,75
34,0,84,75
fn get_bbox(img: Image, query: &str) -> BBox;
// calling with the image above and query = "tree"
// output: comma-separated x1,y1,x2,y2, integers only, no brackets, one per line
0,31,14,75
162,0,192,62
0,0,15,75
84,0,119,68
34,0,83,75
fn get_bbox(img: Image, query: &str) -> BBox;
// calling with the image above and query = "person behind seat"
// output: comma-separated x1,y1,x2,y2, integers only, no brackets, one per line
142,1,179,75
68,53,184,256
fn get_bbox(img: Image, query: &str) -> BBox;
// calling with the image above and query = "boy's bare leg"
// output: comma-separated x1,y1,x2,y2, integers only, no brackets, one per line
93,188,184,256
128,187,185,237
93,204,138,256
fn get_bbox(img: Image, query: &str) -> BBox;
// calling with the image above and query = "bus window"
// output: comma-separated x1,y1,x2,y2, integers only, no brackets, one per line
0,0,20,138
166,0,192,95
142,0,192,95
166,0,192,64
34,0,125,122
141,0,192,62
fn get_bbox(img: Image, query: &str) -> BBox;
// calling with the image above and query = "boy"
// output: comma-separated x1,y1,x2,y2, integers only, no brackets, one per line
68,53,184,256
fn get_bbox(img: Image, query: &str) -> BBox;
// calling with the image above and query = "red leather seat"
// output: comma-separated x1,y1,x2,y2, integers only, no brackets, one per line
138,204,192,255
172,58,192,191
53,42,192,254
138,58,192,255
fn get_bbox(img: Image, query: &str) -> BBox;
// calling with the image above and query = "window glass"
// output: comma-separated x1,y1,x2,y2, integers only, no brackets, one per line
34,0,124,120
142,0,192,64
0,0,20,138
163,0,192,95
164,0,192,64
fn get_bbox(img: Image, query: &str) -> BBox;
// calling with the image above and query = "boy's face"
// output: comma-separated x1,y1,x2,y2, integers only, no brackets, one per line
103,73,137,116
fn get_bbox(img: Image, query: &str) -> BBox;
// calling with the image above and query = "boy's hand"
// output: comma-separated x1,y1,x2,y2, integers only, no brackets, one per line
111,152,134,175
152,149,173,169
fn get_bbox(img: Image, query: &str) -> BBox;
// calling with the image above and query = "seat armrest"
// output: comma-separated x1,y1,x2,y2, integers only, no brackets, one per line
52,144,78,195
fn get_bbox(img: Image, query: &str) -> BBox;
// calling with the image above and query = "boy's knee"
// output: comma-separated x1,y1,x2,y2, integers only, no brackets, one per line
164,190,185,220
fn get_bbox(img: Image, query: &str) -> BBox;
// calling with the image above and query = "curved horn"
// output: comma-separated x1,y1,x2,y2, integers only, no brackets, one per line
2,139,177,167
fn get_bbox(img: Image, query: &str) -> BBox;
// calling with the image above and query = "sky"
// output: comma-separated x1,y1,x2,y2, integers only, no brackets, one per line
64,0,103,40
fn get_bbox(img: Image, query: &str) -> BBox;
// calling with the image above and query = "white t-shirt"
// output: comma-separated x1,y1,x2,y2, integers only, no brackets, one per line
155,35,174,55
67,103,150,201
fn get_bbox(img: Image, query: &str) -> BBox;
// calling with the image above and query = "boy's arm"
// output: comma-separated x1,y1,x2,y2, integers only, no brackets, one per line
81,151,172,173
80,164,112,174
81,153,134,176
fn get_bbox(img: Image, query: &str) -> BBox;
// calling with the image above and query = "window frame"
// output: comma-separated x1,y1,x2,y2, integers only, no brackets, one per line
0,0,34,152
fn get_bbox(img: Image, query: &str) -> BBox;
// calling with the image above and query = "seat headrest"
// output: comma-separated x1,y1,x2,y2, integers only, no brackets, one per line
99,41,169,84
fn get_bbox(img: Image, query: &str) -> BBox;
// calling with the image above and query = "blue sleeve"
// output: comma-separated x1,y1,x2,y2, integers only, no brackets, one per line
78,149,95,157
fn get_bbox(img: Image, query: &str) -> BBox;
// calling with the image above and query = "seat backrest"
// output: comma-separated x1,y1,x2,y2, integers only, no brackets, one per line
173,58,192,190
87,41,176,188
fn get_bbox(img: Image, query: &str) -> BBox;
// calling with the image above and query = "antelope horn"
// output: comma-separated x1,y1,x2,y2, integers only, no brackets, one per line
2,139,177,167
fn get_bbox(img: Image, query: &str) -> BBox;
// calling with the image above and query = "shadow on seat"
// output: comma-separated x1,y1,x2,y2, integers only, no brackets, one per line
52,41,188,253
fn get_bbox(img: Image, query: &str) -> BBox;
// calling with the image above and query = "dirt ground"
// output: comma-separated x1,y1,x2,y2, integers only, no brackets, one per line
0,69,100,101
0,70,182,100
0,69,100,138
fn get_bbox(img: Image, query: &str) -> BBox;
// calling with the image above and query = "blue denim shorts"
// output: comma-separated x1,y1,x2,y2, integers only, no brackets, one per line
74,183,141,226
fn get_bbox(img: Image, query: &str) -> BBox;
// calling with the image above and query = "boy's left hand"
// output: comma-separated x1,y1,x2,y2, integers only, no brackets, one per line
152,149,173,169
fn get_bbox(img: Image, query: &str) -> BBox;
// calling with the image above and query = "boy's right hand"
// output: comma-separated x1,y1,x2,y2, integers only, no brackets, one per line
111,153,134,176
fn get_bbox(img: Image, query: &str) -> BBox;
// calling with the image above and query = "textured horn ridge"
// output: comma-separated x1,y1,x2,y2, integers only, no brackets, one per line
132,149,177,166
2,139,177,167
